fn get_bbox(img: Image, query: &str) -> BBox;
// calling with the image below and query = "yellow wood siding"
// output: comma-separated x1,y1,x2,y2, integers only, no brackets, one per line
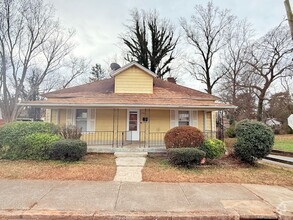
59,109,66,125
45,109,51,122
198,111,204,131
115,66,153,93
140,109,149,133
96,109,114,131
212,112,217,131
206,112,212,130
149,110,170,132
51,109,59,124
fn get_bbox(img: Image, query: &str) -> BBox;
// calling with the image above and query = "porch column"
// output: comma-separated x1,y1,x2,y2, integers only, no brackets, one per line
203,111,206,132
112,109,115,148
211,111,215,131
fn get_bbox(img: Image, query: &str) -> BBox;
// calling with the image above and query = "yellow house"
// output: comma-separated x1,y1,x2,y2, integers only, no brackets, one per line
20,62,235,151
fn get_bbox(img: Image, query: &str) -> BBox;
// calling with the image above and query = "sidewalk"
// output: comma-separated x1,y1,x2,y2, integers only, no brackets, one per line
0,179,292,219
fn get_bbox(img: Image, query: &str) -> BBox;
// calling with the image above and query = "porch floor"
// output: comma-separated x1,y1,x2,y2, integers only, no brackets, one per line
87,144,166,153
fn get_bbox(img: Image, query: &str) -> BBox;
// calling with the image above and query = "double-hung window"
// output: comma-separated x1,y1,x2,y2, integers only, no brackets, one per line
66,109,96,132
178,111,190,126
76,109,88,131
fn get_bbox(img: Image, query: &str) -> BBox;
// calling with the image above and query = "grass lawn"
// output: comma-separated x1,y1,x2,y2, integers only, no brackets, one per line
0,154,116,181
225,135,293,153
273,134,293,152
142,155,293,186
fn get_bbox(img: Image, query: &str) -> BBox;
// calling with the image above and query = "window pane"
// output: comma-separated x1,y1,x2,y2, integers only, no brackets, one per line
76,109,87,131
76,109,87,119
179,121,189,126
178,111,189,126
129,112,138,131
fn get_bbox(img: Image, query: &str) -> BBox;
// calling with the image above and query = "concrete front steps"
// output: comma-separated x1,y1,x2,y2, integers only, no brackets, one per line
265,154,293,166
114,152,148,182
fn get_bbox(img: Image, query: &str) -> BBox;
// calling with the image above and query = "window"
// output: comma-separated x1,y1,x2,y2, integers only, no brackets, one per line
129,111,138,131
76,109,87,131
178,111,190,126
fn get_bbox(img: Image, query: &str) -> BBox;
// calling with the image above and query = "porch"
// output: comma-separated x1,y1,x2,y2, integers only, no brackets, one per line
82,130,218,153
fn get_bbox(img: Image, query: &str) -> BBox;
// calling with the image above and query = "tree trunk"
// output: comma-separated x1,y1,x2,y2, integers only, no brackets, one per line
257,98,264,121
257,90,267,121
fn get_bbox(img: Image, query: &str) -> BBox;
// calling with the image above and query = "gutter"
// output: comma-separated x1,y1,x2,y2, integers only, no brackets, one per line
18,102,237,110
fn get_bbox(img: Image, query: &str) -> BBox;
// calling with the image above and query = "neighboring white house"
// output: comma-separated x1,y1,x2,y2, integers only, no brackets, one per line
266,118,281,127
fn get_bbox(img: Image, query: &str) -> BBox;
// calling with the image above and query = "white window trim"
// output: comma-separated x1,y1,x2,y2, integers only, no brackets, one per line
177,110,191,126
67,109,96,132
170,110,192,127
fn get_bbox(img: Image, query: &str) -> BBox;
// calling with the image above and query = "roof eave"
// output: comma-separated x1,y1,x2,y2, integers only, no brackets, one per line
18,102,237,110
111,62,157,78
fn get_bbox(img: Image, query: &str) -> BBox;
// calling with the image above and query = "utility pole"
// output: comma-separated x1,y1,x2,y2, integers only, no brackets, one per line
285,0,293,40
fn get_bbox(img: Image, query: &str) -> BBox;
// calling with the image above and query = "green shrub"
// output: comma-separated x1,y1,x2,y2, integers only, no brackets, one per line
200,139,226,159
225,126,236,138
0,122,60,159
164,126,204,149
49,139,87,162
234,120,274,164
167,148,206,168
59,125,82,139
23,133,61,160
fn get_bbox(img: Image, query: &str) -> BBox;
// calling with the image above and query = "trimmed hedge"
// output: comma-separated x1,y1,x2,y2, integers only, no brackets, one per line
0,122,60,159
167,148,206,168
49,139,87,162
164,126,204,149
23,133,61,160
199,139,226,160
234,120,274,164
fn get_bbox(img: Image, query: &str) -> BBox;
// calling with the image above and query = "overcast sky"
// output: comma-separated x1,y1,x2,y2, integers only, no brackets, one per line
48,0,288,90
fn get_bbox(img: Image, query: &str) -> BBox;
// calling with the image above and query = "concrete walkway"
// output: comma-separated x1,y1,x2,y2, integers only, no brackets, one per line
0,179,292,219
114,152,147,182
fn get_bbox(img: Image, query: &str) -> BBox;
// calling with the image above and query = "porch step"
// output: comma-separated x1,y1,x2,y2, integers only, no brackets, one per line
114,152,148,158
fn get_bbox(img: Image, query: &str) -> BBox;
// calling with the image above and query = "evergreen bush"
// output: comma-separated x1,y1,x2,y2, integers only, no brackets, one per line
234,120,274,164
167,148,206,168
49,139,87,162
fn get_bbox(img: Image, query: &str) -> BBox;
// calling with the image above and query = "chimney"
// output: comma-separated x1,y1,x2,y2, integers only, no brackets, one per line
167,77,176,84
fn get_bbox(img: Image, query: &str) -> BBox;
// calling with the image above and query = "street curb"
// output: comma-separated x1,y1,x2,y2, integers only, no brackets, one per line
0,209,242,220
0,209,283,220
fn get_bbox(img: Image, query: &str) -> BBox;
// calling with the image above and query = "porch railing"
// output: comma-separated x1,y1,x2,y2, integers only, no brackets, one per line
81,130,218,148
81,131,114,146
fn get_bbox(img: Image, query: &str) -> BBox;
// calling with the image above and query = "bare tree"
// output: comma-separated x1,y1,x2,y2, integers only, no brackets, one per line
217,20,254,122
61,57,90,88
243,23,293,121
0,0,74,122
121,9,179,78
180,1,235,94
219,20,253,104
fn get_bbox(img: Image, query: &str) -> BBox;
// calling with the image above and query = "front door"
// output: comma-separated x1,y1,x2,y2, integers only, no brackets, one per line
127,110,139,141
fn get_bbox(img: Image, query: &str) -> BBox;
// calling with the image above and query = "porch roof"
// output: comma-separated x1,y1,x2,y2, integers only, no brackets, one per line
19,77,236,110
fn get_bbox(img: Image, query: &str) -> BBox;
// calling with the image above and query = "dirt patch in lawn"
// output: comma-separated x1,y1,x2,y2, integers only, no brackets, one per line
142,155,293,186
0,153,116,181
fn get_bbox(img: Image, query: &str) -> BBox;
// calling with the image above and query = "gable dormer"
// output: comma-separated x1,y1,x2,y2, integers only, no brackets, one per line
113,62,156,94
